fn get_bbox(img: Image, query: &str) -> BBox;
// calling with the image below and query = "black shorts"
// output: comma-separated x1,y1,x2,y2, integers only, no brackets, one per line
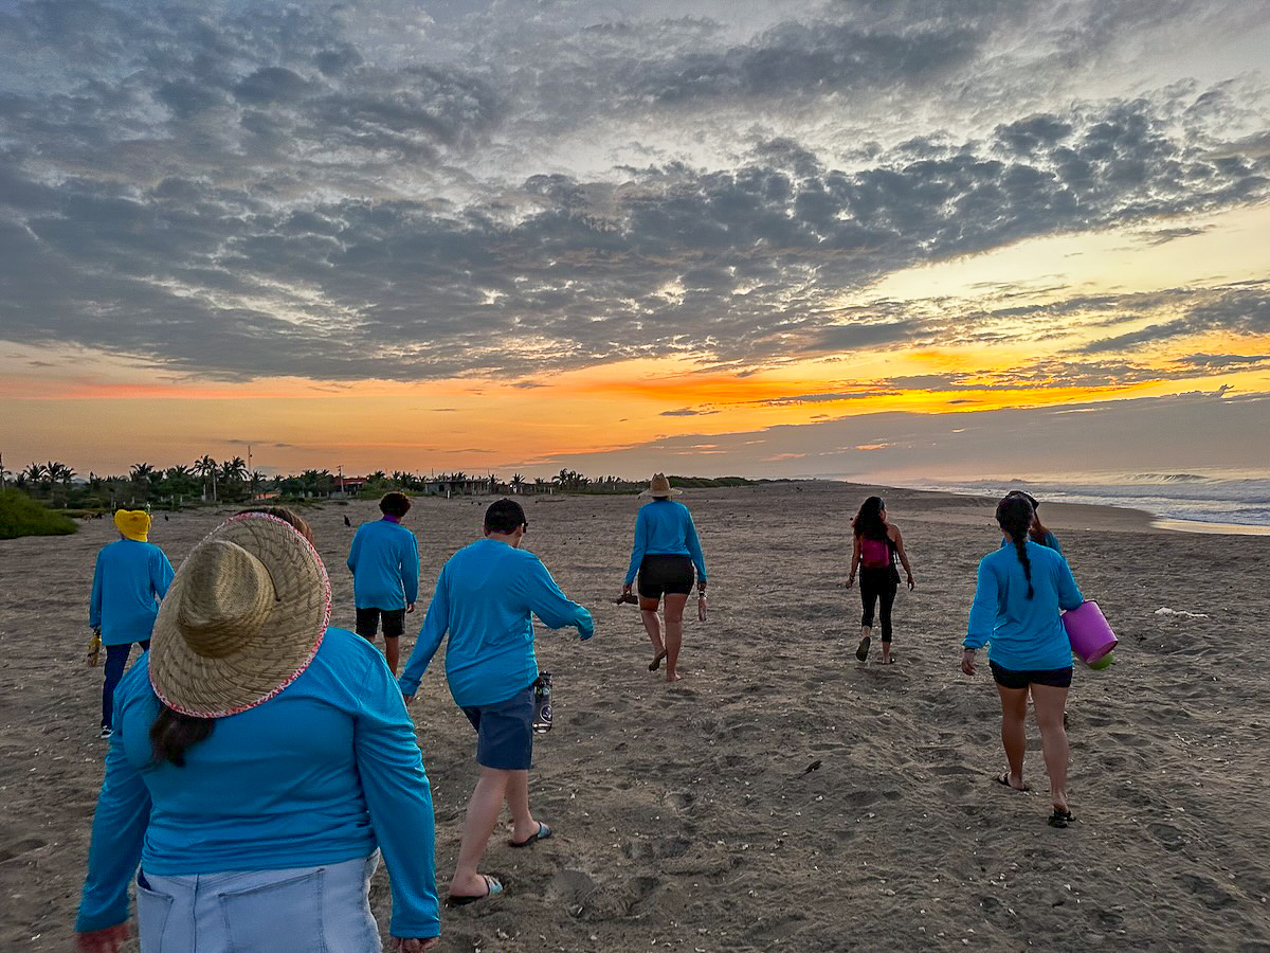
637,555,695,599
989,661,1073,690
355,607,406,639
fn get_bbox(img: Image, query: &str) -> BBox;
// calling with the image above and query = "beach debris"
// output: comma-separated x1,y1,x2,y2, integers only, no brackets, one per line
800,759,822,776
1154,607,1209,619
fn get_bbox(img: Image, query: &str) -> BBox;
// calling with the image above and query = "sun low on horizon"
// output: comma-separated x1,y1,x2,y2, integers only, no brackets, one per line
2,0,1269,483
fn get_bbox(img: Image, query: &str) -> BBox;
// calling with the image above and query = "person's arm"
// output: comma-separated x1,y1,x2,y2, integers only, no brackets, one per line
846,534,860,588
527,558,593,639
76,727,153,934
346,527,361,576
401,533,419,609
353,653,441,943
961,558,999,676
623,508,648,588
891,525,914,591
683,508,707,588
1055,554,1084,611
398,568,449,698
151,550,175,602
89,552,104,630
1046,532,1063,555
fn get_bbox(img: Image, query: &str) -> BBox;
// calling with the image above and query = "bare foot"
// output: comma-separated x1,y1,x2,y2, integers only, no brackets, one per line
666,671,683,683
648,650,667,671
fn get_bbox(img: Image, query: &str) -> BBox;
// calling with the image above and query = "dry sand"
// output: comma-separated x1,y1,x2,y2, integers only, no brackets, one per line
2,482,1269,952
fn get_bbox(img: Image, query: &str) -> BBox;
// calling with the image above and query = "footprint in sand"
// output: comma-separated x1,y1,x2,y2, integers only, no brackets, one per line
0,837,47,864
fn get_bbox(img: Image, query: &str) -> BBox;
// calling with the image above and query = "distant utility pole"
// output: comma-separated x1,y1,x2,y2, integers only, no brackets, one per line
247,444,252,473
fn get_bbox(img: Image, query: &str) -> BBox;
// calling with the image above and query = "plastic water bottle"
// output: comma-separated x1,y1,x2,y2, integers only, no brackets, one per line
531,673,553,733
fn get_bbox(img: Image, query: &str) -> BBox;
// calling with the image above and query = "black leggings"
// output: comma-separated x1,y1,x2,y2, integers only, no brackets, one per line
859,567,897,642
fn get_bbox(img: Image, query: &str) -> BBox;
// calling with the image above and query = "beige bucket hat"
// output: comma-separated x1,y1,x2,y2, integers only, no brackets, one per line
641,473,682,498
149,512,331,718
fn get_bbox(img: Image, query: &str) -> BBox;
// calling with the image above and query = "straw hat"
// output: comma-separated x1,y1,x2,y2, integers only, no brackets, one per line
642,473,682,498
150,512,331,718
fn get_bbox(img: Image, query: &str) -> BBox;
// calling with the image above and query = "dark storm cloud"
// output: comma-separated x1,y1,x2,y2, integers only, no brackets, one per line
0,0,1268,383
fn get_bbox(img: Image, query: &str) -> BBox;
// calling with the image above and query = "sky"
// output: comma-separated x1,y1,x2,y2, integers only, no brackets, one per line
1,0,1268,482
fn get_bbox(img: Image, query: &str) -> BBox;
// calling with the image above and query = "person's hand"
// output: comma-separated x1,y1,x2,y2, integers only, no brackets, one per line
76,923,129,953
406,602,415,614
960,649,977,676
392,937,441,951
845,574,855,589
579,620,594,642
906,573,915,592
621,583,632,595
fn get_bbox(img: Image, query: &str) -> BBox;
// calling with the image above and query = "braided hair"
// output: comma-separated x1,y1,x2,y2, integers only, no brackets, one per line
996,494,1035,599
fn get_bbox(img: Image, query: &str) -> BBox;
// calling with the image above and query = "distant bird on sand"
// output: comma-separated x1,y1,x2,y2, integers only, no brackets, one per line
344,515,351,527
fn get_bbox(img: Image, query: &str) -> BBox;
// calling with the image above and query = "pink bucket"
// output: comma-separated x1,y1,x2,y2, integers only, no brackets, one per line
1063,600,1118,663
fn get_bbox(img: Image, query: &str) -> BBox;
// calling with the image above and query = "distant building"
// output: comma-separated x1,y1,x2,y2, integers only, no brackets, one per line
334,476,367,497
419,476,498,497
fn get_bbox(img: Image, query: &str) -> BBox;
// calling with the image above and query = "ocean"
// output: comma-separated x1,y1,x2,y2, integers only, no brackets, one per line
898,470,1270,531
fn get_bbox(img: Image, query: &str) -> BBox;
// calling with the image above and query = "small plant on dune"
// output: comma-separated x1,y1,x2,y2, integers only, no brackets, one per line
0,488,79,540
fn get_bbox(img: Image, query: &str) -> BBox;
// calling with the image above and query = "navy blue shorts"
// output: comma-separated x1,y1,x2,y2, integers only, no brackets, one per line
990,661,1073,690
462,685,535,770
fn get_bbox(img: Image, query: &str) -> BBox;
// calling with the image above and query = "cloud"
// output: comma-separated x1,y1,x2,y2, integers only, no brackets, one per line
660,407,720,416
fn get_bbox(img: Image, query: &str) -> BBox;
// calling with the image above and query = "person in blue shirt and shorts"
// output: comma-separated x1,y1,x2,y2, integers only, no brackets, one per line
347,492,420,674
962,494,1085,829
621,473,707,683
400,499,593,906
88,509,174,739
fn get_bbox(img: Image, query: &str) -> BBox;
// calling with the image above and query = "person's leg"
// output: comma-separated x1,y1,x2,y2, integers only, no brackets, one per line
383,636,400,675
995,681,1030,790
354,607,379,644
857,572,877,660
380,609,406,675
504,769,541,844
878,581,897,663
450,767,512,898
101,643,132,731
662,594,689,683
1031,682,1071,813
639,596,664,667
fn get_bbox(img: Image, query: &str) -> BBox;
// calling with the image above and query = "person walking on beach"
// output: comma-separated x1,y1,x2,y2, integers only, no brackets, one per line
1005,490,1062,553
75,508,441,953
88,509,174,739
961,494,1085,828
621,473,708,683
347,491,420,674
845,496,914,665
399,499,592,905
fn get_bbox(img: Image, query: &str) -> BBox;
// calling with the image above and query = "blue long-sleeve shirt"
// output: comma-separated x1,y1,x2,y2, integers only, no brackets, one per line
965,541,1085,670
624,500,707,585
88,540,174,646
77,628,440,939
399,538,592,706
347,518,420,610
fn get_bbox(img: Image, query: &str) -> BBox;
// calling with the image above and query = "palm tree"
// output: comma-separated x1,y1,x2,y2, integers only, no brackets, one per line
510,473,525,494
221,456,248,484
193,455,218,501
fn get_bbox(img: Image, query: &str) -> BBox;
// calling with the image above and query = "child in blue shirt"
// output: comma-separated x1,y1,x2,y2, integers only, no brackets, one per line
347,492,420,674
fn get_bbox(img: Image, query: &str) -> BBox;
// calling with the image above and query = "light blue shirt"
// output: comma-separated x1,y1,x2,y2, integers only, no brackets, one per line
965,542,1085,670
88,540,174,646
77,628,440,939
624,500,707,585
347,518,419,609
399,538,592,707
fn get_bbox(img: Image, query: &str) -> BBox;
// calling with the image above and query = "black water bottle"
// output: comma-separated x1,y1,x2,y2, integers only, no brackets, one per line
531,673,553,734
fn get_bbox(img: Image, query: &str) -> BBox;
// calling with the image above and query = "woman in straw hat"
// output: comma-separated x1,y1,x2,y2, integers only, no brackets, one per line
621,474,707,683
76,508,440,953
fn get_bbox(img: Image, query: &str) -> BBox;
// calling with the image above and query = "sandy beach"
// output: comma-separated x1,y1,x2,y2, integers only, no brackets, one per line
2,481,1269,952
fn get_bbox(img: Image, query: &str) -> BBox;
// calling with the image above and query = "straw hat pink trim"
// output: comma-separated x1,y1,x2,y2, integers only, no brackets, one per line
150,512,331,719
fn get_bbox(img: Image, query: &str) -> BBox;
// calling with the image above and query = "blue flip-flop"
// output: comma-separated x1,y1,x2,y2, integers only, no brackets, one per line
509,822,552,848
447,875,503,906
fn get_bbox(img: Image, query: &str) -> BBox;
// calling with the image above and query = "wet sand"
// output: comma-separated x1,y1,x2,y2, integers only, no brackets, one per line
2,482,1269,951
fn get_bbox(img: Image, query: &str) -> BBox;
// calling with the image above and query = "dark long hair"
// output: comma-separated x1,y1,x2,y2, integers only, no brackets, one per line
852,496,888,540
996,494,1034,599
1006,490,1051,545
151,506,314,767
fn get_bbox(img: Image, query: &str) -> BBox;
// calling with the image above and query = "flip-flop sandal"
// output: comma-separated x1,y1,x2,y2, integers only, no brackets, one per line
509,822,552,848
996,772,1029,792
648,651,667,672
1048,809,1075,828
447,875,504,906
855,637,871,661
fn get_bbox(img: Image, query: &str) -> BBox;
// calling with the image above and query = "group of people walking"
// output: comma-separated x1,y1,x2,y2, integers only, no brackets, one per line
76,478,1089,951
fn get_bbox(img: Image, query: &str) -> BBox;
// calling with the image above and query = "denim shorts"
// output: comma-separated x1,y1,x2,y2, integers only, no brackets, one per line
462,685,535,770
136,854,380,953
